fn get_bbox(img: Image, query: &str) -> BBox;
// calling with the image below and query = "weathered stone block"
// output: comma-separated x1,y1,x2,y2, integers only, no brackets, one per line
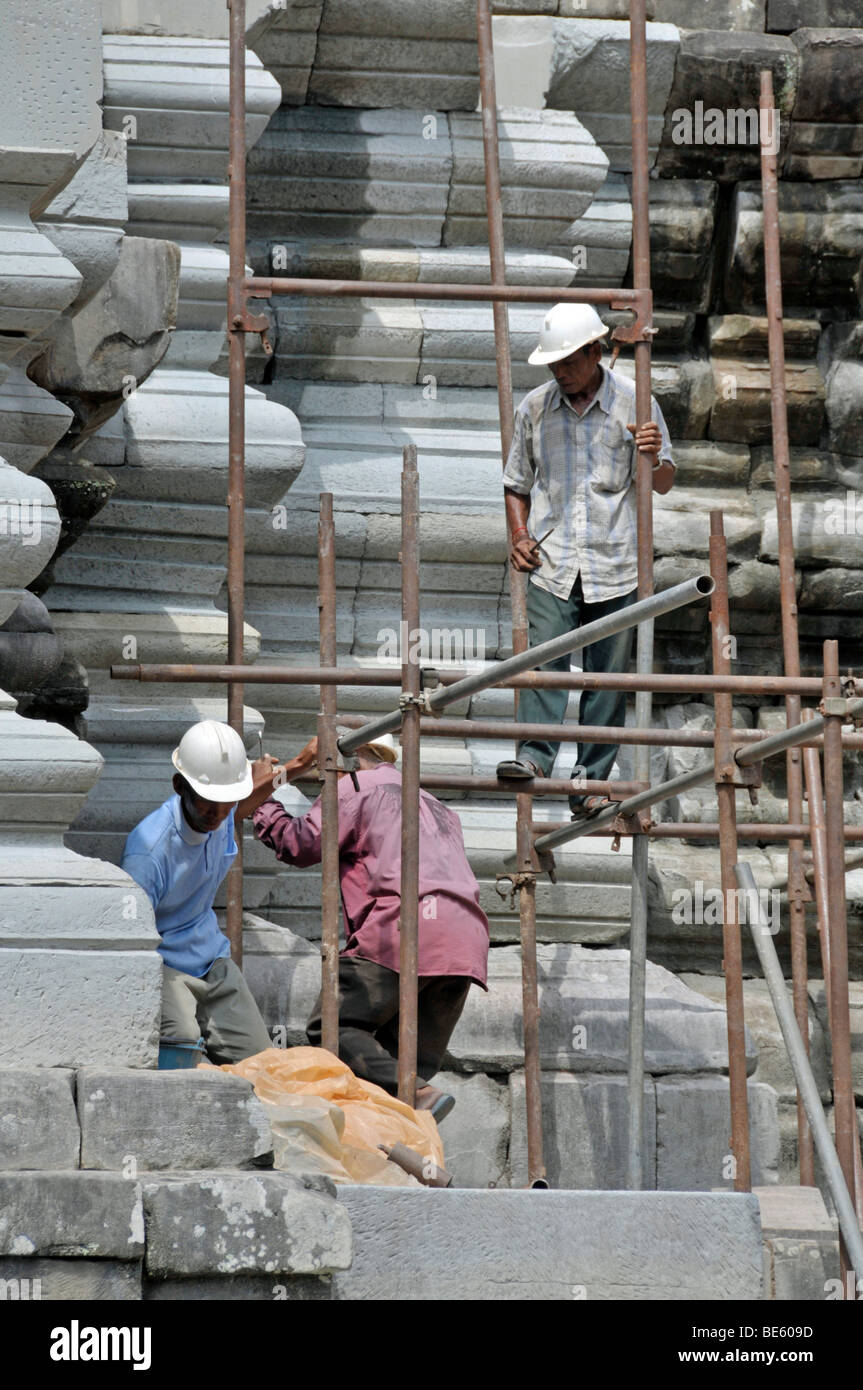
0,948,161,1070
656,31,798,182
768,0,861,27
435,1071,510,1189
649,180,719,313
510,1072,656,1190
328,1187,764,1300
708,358,825,446
0,1171,144,1258
0,1070,79,1171
656,1077,780,1190
78,1070,272,1171
447,944,758,1075
142,1172,351,1277
756,1185,837,1301
725,182,863,314
547,20,680,172
0,1257,141,1300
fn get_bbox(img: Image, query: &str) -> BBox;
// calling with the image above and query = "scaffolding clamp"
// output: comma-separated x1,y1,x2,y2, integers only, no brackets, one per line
609,289,657,347
820,696,863,728
229,303,274,356
399,690,435,715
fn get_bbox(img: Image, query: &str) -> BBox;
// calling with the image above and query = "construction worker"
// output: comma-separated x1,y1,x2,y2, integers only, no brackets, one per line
121,719,313,1064
253,730,490,1122
496,302,676,818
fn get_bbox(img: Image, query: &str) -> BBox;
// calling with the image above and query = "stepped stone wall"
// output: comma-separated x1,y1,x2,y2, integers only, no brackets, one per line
0,0,861,1247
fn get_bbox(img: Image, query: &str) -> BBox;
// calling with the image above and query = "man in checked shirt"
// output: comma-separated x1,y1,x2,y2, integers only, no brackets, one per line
496,302,676,819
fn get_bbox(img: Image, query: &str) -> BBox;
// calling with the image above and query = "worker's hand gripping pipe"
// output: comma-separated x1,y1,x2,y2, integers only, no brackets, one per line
734,860,863,1284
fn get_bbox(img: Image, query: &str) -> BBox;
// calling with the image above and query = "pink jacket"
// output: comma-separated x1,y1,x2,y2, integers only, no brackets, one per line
253,765,489,988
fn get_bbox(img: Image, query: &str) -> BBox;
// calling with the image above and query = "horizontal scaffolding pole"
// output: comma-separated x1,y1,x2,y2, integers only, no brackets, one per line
246,276,648,310
415,775,646,798
338,577,714,755
534,822,863,843
334,712,862,751
110,662,854,701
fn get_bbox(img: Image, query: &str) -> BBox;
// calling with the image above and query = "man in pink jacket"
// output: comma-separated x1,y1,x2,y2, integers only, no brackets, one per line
253,733,490,1122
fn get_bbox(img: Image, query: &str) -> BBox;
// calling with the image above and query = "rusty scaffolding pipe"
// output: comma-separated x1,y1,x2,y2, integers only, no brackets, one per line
224,0,248,964
398,446,421,1104
709,511,751,1191
111,663,851,700
317,495,340,1056
476,0,544,1187
760,68,813,1185
626,0,655,1192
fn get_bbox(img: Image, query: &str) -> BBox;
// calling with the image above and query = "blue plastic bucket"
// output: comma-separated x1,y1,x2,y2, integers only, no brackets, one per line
158,1038,206,1070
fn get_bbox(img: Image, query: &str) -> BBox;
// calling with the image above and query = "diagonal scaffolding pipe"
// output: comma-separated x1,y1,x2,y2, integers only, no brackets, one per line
735,860,863,1286
317,494,340,1056
525,693,863,862
760,67,813,1186
338,577,714,756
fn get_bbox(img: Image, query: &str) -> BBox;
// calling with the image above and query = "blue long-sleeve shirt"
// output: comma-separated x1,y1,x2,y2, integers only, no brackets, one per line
121,795,235,977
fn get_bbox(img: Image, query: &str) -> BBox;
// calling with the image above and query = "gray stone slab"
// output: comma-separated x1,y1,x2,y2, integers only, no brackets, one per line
78,1070,272,1172
0,1069,80,1171
142,1171,351,1277
447,943,758,1075
435,1072,510,1189
0,1171,144,1258
510,1072,656,1190
656,1078,780,1191
680,975,831,1105
328,1187,764,1300
0,1257,141,1301
768,0,861,27
0,948,161,1070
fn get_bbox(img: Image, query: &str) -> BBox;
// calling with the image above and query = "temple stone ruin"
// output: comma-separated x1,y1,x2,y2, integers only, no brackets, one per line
0,0,861,1300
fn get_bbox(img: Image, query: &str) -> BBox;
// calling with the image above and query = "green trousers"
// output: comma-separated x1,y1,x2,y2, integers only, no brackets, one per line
161,957,272,1064
517,573,637,808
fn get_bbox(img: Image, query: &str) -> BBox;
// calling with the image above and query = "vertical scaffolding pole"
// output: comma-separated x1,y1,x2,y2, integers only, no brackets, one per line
477,0,545,1184
709,512,751,1191
397,445,421,1104
318,494,341,1055
626,0,654,1191
822,640,857,1287
802,710,863,1218
225,0,248,963
760,68,814,1185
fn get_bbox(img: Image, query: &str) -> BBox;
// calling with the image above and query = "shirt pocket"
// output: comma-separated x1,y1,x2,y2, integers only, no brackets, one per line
589,426,633,495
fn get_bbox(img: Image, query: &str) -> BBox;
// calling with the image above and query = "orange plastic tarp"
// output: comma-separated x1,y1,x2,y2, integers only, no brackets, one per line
218,1046,445,1186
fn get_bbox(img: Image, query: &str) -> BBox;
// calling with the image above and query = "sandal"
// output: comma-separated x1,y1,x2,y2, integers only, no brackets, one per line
570,794,616,822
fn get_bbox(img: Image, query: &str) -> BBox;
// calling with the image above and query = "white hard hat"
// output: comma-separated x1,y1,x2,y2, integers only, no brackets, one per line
528,302,609,366
335,727,398,769
171,720,254,802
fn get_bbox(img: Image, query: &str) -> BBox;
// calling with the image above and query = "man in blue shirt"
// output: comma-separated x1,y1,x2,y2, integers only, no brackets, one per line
122,719,315,1063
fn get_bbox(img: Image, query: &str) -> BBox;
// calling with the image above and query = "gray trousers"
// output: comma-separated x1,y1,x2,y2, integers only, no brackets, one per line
161,956,272,1065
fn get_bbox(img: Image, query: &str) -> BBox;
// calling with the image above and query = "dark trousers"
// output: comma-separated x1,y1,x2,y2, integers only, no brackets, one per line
306,956,471,1095
517,574,637,809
